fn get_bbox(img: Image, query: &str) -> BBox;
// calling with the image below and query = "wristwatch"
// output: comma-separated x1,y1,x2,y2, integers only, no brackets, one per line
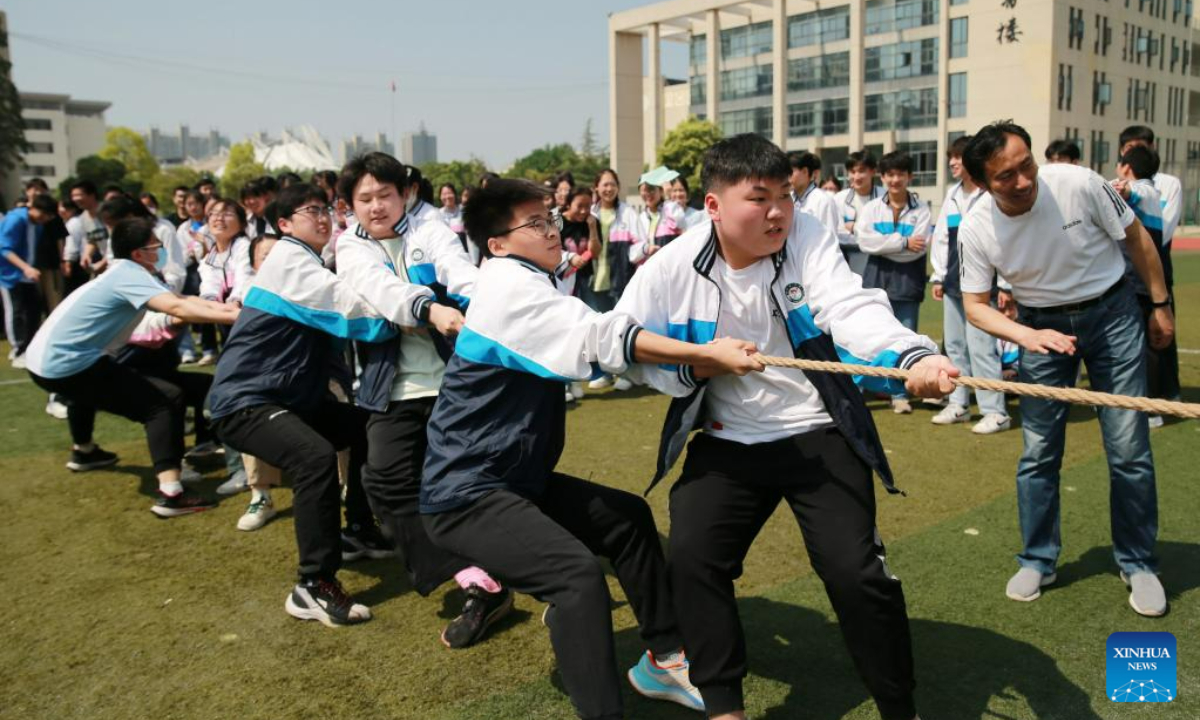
1151,296,1171,308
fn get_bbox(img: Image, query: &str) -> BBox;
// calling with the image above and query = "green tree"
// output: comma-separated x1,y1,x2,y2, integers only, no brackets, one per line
57,155,131,197
144,166,202,207
579,117,599,157
420,158,491,196
656,116,723,196
99,127,160,184
0,58,29,183
507,141,609,186
220,142,265,198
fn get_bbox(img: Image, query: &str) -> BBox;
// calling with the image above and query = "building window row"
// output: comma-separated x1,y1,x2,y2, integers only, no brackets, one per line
691,74,707,106
865,0,939,35
1094,14,1113,56
865,38,938,82
788,6,851,48
720,20,773,60
895,141,938,186
690,34,706,67
1189,140,1200,162
719,106,773,138
720,65,773,101
1058,64,1074,111
864,87,938,131
22,118,52,131
1166,85,1186,125
27,142,54,154
950,17,969,58
787,97,850,137
788,52,851,91
21,165,56,177
1126,78,1157,122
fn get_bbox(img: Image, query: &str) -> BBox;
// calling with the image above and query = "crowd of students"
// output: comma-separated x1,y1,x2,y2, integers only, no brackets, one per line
0,119,1182,720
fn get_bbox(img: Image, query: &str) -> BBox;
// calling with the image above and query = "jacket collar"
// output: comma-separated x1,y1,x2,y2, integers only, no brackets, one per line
498,253,556,282
280,234,324,263
353,213,409,240
694,223,787,278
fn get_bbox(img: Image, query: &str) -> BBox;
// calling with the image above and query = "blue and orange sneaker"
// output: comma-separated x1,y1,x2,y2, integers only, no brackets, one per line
627,650,705,712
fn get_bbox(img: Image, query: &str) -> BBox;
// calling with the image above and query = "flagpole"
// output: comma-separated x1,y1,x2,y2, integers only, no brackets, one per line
390,79,397,159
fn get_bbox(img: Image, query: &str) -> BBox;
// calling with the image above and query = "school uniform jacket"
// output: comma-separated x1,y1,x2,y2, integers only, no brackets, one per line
199,237,253,303
208,236,397,420
1123,178,1165,296
835,185,884,249
631,202,684,264
795,182,841,234
592,201,642,295
335,215,478,412
856,192,931,303
420,255,642,513
616,209,938,495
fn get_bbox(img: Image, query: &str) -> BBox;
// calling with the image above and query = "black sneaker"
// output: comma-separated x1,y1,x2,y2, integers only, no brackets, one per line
285,577,372,627
441,585,513,649
150,488,217,518
66,446,118,472
341,523,395,562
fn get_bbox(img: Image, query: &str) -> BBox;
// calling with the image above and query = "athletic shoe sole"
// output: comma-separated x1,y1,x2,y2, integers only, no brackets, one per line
66,457,118,472
440,590,514,649
284,593,371,628
237,506,277,532
150,504,215,519
1005,572,1057,602
1120,572,1168,617
627,664,705,712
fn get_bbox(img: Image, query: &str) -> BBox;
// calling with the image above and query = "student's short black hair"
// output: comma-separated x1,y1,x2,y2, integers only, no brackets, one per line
700,133,791,194
29,193,58,216
98,195,143,225
1119,125,1156,148
185,189,206,207
277,172,303,188
257,175,280,194
70,180,98,198
263,200,281,229
140,192,158,206
406,165,424,188
1119,144,1160,179
312,170,338,189
1043,139,1081,162
240,178,265,200
60,198,82,216
195,177,216,190
948,135,973,159
462,179,550,259
439,182,458,197
822,175,843,191
102,184,124,197
844,150,877,172
249,233,279,271
554,170,575,188
173,185,190,195
786,151,821,174
478,171,501,187
878,151,914,175
566,186,594,205
338,152,407,204
24,178,49,192
962,120,1032,188
275,183,328,221
111,218,158,259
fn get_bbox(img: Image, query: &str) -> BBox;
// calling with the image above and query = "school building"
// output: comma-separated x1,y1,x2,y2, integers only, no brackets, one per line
609,0,1199,217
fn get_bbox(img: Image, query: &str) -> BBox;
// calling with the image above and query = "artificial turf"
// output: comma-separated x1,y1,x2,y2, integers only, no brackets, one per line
1,256,1198,719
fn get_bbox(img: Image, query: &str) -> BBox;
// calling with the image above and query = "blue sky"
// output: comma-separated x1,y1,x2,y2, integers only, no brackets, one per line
6,0,689,168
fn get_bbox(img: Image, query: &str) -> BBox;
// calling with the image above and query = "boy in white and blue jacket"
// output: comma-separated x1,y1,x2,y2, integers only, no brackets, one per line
616,134,957,720
210,184,401,630
856,150,932,413
420,179,761,720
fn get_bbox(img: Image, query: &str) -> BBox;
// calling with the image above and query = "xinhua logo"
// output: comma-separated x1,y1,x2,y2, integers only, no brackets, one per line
1107,632,1176,702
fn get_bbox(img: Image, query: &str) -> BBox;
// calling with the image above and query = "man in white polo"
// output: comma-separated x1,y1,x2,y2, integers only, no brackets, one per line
956,121,1174,617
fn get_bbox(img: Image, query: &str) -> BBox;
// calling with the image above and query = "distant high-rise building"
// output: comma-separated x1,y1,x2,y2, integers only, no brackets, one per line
143,126,230,163
18,92,110,184
403,124,437,166
341,133,395,162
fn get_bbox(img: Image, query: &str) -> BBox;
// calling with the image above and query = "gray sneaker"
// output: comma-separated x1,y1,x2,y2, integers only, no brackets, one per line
1005,567,1057,601
1121,571,1167,617
216,469,249,496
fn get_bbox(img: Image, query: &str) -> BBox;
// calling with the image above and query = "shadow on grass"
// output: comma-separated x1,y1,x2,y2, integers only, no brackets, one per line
603,597,1100,719
1051,541,1200,601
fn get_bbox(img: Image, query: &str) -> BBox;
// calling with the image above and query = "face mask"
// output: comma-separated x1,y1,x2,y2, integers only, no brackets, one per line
153,247,167,272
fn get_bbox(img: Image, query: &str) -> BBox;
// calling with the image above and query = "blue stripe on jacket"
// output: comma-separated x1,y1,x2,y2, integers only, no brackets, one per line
455,325,574,381
243,286,397,342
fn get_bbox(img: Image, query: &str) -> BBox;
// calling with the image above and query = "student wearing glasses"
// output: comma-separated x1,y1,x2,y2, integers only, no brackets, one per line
26,217,238,515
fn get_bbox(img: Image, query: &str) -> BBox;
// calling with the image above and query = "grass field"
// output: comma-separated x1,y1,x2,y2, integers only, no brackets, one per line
3,257,1200,720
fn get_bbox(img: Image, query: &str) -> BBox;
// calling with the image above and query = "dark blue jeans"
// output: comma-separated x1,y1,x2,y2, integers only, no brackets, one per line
1014,284,1157,576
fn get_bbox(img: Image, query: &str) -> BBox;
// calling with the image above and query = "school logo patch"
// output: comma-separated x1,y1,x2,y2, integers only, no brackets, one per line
785,283,805,304
411,249,425,262
1107,632,1176,703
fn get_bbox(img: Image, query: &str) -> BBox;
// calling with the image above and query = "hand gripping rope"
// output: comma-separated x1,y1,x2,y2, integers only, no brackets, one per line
752,355,1200,420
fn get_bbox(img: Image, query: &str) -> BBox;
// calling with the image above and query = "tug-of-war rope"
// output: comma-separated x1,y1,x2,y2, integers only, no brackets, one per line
754,355,1200,420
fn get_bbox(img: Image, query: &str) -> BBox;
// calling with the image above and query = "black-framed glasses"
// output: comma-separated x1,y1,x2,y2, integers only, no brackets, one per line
138,242,164,252
291,205,332,220
500,214,562,238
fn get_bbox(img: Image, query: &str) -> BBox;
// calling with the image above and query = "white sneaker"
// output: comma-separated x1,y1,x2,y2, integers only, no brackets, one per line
10,354,26,370
565,388,576,403
570,382,584,399
1121,571,1168,617
197,352,217,366
891,397,913,414
613,377,633,391
972,414,1011,435
588,376,613,390
180,466,204,483
1148,415,1164,429
931,404,970,425
180,351,197,364
237,496,277,531
1006,567,1056,602
45,399,69,420
921,396,948,407
627,650,704,712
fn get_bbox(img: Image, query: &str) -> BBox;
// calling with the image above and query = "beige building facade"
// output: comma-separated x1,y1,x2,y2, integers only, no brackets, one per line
610,0,1198,217
18,92,110,186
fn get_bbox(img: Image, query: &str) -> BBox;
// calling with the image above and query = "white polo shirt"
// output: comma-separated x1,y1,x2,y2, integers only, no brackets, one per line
958,163,1134,308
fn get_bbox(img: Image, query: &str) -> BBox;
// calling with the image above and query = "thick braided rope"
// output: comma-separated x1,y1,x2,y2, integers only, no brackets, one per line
753,355,1200,420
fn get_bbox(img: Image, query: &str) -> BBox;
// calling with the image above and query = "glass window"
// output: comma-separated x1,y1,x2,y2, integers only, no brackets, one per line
719,106,773,137
27,142,54,153
788,6,850,47
721,21,773,60
866,0,939,34
896,141,939,186
788,97,850,136
719,65,773,101
950,18,969,58
691,74,707,106
788,52,851,91
949,73,968,117
21,165,57,177
22,118,51,131
865,87,939,130
865,39,939,82
690,34,707,67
